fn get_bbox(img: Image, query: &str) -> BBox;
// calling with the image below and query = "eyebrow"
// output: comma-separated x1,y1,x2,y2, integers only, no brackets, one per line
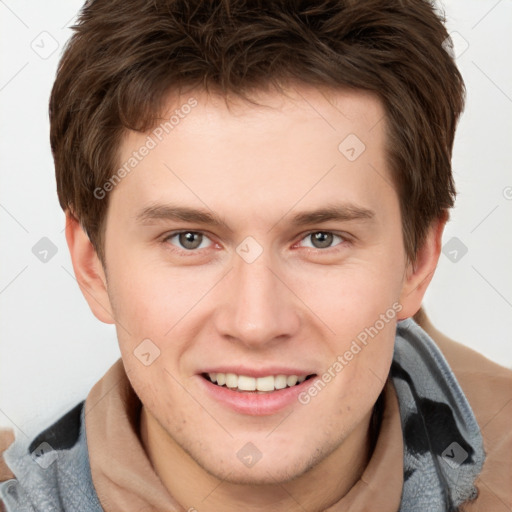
135,203,375,229
288,204,375,226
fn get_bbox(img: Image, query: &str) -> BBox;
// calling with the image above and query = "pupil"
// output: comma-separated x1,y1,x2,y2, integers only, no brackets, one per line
312,232,332,249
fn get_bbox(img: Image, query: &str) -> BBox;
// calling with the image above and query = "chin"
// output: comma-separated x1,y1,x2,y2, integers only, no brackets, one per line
203,459,307,486
189,441,324,486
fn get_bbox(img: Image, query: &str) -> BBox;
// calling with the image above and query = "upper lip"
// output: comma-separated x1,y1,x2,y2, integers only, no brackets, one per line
198,366,317,378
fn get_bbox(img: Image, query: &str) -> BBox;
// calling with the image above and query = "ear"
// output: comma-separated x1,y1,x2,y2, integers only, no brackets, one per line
65,212,115,324
397,212,447,320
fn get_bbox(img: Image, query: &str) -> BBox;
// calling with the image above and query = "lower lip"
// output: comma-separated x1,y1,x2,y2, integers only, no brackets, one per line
198,375,317,416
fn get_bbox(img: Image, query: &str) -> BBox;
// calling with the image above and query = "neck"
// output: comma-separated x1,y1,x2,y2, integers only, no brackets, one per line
139,404,379,511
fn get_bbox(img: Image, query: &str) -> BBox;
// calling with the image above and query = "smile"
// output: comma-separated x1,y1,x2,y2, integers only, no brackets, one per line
202,372,316,393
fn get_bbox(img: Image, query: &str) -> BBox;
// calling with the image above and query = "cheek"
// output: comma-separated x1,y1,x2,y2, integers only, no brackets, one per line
107,261,227,389
288,259,404,334
107,260,212,337
287,260,402,394
122,357,203,440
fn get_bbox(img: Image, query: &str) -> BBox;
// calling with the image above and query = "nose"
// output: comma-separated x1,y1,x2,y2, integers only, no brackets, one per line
214,249,301,349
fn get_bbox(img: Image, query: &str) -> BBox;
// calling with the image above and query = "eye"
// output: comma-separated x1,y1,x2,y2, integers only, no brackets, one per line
165,231,213,251
298,231,346,250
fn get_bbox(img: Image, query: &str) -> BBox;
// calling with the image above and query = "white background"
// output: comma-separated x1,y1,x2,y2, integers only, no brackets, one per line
1,0,511,435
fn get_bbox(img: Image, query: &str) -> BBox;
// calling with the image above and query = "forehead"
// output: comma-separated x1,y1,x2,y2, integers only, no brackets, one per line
148,84,386,150
110,84,394,229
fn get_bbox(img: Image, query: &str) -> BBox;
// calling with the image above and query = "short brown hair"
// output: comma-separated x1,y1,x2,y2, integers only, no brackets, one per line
50,0,465,263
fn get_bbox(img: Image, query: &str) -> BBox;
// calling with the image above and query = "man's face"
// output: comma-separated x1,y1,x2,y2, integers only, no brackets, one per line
101,85,409,483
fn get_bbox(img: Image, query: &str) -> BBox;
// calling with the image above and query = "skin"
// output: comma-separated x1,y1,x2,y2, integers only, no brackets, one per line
66,84,445,511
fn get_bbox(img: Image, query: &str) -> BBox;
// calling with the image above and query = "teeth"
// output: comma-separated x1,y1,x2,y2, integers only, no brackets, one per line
238,375,256,391
226,373,238,388
274,375,287,390
256,376,274,392
206,372,310,391
286,375,298,387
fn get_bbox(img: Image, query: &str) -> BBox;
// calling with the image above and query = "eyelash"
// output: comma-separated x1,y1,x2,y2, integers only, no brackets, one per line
161,230,350,255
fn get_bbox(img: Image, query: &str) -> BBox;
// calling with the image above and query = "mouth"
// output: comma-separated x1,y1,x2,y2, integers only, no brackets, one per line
201,372,317,394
